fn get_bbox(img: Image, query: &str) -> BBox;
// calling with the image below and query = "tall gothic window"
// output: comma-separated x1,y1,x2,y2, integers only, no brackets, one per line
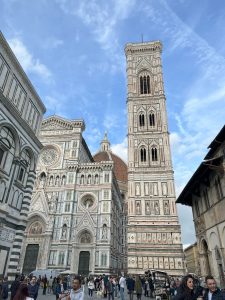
140,148,146,162
151,147,158,161
149,113,155,127
215,177,223,200
140,75,150,94
139,114,145,127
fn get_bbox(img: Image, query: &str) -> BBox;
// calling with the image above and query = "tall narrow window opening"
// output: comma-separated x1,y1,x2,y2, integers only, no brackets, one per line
151,148,158,161
149,113,155,127
140,148,146,162
140,75,150,94
139,114,145,127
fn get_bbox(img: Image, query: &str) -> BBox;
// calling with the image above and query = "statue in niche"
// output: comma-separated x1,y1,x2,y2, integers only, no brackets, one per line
164,201,170,215
154,201,160,215
136,201,141,214
136,184,140,195
61,225,67,239
39,173,46,188
49,201,55,212
145,201,150,214
102,224,107,240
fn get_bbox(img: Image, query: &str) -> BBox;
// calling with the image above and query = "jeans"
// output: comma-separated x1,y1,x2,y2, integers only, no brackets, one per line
108,292,114,300
120,287,125,300
89,289,93,297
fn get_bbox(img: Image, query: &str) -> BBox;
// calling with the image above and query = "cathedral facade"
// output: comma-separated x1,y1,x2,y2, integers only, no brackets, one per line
125,41,184,275
19,116,127,275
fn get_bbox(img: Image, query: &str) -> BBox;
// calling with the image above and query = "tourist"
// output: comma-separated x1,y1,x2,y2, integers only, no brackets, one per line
126,275,135,300
106,277,114,300
88,278,94,297
174,274,196,300
10,275,21,300
42,275,48,295
55,278,67,300
119,274,126,300
135,276,143,300
13,283,33,300
28,276,39,300
1,277,8,300
203,275,225,300
67,277,84,300
48,276,53,294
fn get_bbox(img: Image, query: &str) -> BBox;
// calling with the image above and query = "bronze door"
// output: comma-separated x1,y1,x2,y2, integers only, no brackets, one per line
22,244,39,274
78,251,90,276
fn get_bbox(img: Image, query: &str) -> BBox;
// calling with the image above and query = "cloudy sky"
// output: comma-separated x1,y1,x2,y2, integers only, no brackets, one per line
1,0,225,246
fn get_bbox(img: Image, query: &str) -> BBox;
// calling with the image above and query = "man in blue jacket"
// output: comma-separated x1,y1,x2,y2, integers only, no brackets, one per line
203,276,225,300
126,275,135,300
28,276,39,300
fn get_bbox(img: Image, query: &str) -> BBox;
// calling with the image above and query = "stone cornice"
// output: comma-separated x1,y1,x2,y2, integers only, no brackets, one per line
0,31,46,113
41,115,85,131
125,41,162,56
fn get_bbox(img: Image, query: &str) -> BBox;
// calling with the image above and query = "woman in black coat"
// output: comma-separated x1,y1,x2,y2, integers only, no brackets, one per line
175,275,196,300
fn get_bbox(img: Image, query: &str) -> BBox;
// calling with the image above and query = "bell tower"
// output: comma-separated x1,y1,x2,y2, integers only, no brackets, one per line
125,41,184,275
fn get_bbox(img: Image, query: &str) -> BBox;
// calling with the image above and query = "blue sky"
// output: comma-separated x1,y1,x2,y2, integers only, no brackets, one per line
1,0,225,246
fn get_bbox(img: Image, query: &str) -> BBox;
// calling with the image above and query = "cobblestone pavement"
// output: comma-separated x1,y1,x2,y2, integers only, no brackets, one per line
38,287,154,300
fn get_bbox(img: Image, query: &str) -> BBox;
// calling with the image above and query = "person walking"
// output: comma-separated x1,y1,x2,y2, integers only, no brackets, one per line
174,274,196,300
127,275,135,300
106,277,114,300
28,276,39,300
67,277,84,300
13,283,33,300
1,277,8,300
119,275,126,300
135,276,143,300
88,279,95,297
48,276,53,294
203,275,225,300
42,275,48,295
10,275,21,300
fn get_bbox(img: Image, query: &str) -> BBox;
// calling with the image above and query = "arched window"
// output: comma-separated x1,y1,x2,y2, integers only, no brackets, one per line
80,174,84,184
55,175,60,186
0,126,16,170
18,149,31,185
139,114,145,127
151,147,158,161
149,113,155,127
140,75,150,94
87,174,91,184
49,175,53,186
140,148,146,162
215,177,223,200
94,174,99,184
62,175,66,185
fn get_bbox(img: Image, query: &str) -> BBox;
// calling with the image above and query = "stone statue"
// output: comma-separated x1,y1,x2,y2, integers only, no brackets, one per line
102,224,107,240
136,201,141,214
61,225,67,239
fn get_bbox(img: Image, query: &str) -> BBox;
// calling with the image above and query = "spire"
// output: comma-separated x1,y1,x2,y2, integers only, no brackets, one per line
100,131,111,151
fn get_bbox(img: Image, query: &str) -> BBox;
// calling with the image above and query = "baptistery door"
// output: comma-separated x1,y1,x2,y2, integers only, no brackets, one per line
78,251,90,276
22,244,39,274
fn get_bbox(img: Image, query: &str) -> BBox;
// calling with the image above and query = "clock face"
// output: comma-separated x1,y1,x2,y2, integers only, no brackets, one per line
40,146,59,166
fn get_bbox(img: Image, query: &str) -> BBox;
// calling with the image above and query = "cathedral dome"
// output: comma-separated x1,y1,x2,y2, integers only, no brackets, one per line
93,151,128,183
93,132,127,183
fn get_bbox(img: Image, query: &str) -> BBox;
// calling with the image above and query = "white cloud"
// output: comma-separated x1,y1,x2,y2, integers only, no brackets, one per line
8,38,52,80
42,37,64,49
56,0,136,73
111,137,128,163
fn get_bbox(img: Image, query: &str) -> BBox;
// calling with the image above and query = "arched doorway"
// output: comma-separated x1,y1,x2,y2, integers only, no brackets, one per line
215,247,225,288
201,239,211,276
78,251,90,276
77,230,92,275
22,244,39,274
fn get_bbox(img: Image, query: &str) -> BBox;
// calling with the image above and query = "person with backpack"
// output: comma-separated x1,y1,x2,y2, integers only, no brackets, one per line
1,278,8,300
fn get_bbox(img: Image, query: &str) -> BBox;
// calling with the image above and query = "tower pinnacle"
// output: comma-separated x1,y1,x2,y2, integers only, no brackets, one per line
100,131,111,151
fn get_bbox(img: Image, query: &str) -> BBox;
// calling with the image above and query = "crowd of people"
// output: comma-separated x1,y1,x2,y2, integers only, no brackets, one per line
0,273,225,300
